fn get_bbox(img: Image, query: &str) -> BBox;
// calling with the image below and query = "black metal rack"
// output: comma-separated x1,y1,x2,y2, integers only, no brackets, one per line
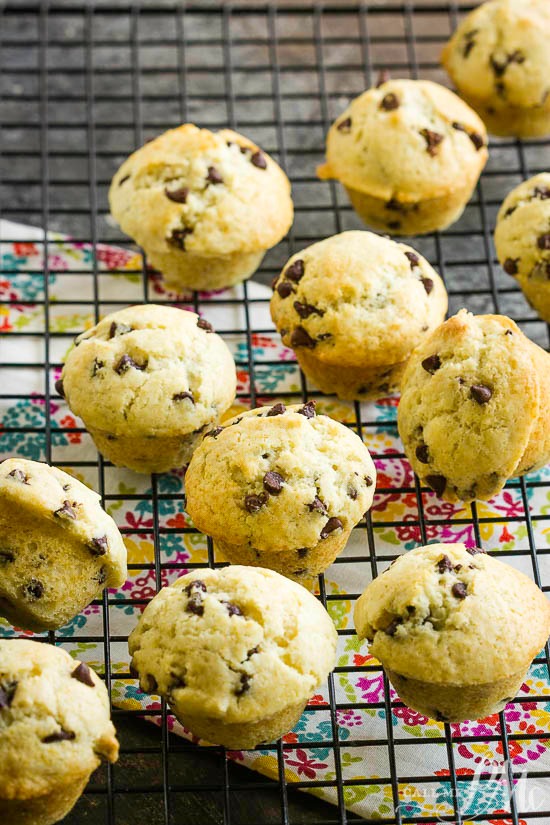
1,2,550,824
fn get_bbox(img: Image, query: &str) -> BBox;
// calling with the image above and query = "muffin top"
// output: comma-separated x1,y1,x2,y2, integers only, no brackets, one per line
109,123,293,256
0,640,118,798
184,403,376,554
0,457,127,588
441,0,550,109
354,543,550,684
397,310,544,502
270,231,448,368
128,566,337,725
60,304,236,438
317,79,487,202
495,173,550,282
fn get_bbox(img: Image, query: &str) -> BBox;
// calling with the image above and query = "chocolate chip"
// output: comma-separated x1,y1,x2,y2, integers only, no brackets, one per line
380,93,399,111
420,277,433,295
503,257,519,275
426,475,446,497
235,673,250,696
204,426,223,438
186,593,204,616
452,582,467,599
337,117,352,133
297,548,308,558
42,728,76,744
91,358,104,377
71,662,95,688
271,275,279,291
168,227,193,250
385,618,402,636
245,493,268,513
185,580,207,595
420,129,444,157
320,517,343,539
297,400,316,418
469,131,484,151
317,332,332,341
24,579,44,600
267,403,286,416
0,681,17,709
172,391,194,403
467,546,486,556
365,475,374,487
293,300,325,319
490,54,507,77
0,551,15,564
505,205,517,218
454,564,462,572
220,600,243,617
505,329,513,335
277,281,294,299
251,151,267,169
263,471,284,495
206,165,223,184
118,174,131,186
534,186,550,200
96,567,107,585
348,487,358,500
470,384,492,405
463,40,475,58
197,317,214,333
290,326,317,349
537,233,550,250
8,468,29,484
54,500,77,520
386,198,406,213
285,259,305,283
387,220,401,230
90,535,108,556
109,321,132,339
436,554,453,574
247,646,260,658
416,445,429,464
308,496,327,514
292,568,307,576
404,251,419,269
114,354,147,374
376,69,391,87
55,378,64,398
421,354,441,374
143,674,158,693
165,186,189,203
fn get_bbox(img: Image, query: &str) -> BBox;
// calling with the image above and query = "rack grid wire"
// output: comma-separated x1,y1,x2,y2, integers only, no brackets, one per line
1,2,550,824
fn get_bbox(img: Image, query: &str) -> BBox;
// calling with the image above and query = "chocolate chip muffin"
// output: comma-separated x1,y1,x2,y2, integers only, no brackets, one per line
128,565,337,749
317,79,487,235
495,173,550,322
354,543,550,723
109,123,293,292
441,0,550,138
184,403,376,581
397,309,550,503
270,231,448,400
59,304,236,474
0,458,127,632
0,639,118,825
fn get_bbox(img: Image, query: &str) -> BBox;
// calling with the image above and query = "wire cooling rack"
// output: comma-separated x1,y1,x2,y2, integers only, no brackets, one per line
2,2,550,824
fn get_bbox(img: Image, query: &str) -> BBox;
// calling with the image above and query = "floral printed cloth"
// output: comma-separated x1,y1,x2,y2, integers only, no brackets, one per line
1,219,550,822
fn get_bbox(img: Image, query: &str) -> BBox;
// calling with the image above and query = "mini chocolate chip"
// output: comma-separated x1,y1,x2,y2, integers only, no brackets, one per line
109,321,132,339
197,317,214,333
365,475,374,487
251,151,267,169
503,257,519,275
245,493,268,513
470,384,492,404
277,281,294,299
55,378,64,398
467,546,486,556
376,69,391,87
90,535,108,556
454,564,462,572
452,581,467,599
206,165,223,184
468,131,484,151
204,426,223,438
24,579,44,600
114,354,147,374
426,474,446,497
297,400,316,418
285,259,305,283
534,186,550,200
422,354,441,374
420,128,444,157
118,174,131,186
463,40,475,58
292,568,307,576
184,580,207,595
298,548,308,558
387,221,401,230
186,593,204,616
490,54,508,77
235,673,250,696
42,728,76,744
8,468,29,484
380,93,399,111
0,681,17,709
320,517,343,540
537,233,550,250
385,618,402,636
505,205,517,218
0,551,15,564
263,471,284,495
416,445,430,464
404,251,419,269
267,403,286,416
54,500,77,520
172,391,195,403
420,277,433,295
505,329,513,335
337,117,352,133
386,198,406,213
165,185,189,203
247,646,260,658
290,327,317,349
293,300,325,319
95,567,107,585
308,496,328,514
348,487,358,500
317,333,332,341
168,227,193,250
436,554,453,574
221,600,243,617
71,662,95,688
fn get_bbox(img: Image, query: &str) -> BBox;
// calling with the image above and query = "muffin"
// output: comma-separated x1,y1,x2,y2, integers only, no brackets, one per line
109,123,293,292
397,309,550,503
494,173,550,321
441,0,550,138
0,458,127,632
59,304,236,474
184,402,376,582
0,639,119,825
128,565,337,749
270,231,448,400
354,543,550,723
317,79,487,235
